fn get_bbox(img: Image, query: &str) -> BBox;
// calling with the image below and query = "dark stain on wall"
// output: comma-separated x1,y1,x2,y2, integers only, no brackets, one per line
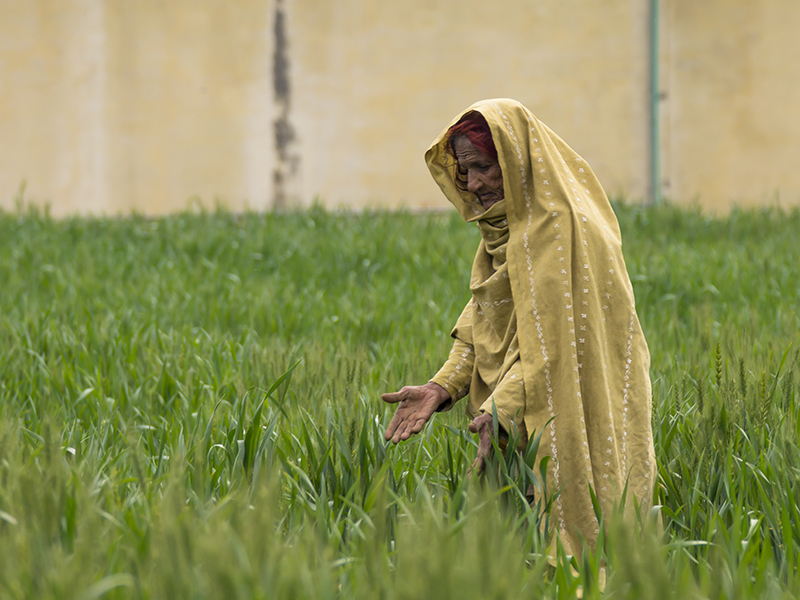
273,3,290,103
272,0,299,208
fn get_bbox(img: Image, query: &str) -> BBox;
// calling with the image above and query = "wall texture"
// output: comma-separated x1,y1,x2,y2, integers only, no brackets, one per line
290,0,651,210
0,0,797,215
1,0,275,215
661,0,800,211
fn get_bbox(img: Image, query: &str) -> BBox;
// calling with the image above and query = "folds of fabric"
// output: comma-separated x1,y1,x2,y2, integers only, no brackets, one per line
432,199,526,439
426,99,656,555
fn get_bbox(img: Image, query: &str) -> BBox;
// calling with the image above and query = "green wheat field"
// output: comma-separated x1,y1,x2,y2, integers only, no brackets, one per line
1,201,799,599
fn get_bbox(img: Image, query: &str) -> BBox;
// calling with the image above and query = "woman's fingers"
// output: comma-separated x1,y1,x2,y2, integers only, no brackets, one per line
467,413,494,478
468,454,485,479
468,412,492,433
386,406,418,443
478,426,493,456
393,416,417,444
385,413,402,441
381,389,407,404
411,416,428,434
388,412,424,444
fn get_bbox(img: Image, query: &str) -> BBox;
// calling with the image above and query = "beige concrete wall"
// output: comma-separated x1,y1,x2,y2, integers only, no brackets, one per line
291,0,651,210
1,0,274,216
660,0,800,211
0,0,798,215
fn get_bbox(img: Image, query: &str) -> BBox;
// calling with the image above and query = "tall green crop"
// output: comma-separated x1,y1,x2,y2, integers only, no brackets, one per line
0,202,799,598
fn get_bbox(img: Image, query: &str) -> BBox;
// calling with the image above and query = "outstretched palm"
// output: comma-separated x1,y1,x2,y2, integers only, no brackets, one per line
382,383,450,444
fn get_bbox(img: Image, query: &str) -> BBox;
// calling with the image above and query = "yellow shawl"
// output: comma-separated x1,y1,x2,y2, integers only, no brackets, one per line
426,99,655,553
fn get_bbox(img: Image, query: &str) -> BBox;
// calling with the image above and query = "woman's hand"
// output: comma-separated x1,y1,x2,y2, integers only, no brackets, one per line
382,383,450,444
468,412,494,477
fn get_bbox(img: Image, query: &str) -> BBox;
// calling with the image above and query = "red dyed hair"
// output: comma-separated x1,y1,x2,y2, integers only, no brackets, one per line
446,111,498,162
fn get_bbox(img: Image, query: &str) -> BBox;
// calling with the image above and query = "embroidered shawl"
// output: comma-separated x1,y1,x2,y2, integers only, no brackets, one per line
426,99,655,554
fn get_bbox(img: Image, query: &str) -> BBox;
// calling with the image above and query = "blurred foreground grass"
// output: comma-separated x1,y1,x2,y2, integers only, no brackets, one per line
1,202,799,598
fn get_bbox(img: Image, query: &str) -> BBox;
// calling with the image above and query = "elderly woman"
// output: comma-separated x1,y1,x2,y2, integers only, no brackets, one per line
382,99,655,554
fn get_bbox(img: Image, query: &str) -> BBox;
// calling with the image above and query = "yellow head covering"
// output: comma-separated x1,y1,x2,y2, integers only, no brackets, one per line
427,99,655,554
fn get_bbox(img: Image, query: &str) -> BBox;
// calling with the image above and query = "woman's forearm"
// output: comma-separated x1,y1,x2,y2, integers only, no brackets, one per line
430,338,474,410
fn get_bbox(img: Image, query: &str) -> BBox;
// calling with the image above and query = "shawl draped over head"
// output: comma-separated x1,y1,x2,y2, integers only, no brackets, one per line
426,99,655,555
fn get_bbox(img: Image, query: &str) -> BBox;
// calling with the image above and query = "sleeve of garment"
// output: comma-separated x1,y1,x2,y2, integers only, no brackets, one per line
430,338,474,412
478,359,526,442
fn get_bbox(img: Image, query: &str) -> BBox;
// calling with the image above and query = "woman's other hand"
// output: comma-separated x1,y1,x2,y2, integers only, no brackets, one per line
468,412,494,477
382,383,450,444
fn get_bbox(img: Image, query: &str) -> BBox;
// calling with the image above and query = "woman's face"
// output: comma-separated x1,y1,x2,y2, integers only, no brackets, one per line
453,136,504,209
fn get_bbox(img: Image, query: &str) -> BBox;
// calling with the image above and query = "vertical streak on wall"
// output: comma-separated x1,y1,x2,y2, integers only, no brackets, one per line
659,0,672,202
272,0,299,208
648,0,662,205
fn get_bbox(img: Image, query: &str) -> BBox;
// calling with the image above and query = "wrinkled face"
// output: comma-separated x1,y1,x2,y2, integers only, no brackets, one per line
453,136,504,209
